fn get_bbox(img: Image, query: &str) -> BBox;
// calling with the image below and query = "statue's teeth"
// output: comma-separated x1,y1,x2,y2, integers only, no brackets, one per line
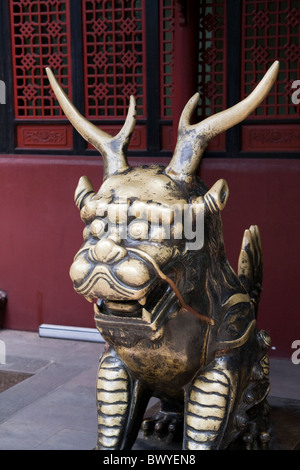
142,308,151,323
138,297,147,306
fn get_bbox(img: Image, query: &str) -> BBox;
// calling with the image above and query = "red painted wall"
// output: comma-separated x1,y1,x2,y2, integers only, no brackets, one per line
0,154,298,359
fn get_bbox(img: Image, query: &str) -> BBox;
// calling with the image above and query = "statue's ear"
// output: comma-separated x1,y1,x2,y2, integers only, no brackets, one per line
74,175,95,210
191,179,229,215
203,179,229,214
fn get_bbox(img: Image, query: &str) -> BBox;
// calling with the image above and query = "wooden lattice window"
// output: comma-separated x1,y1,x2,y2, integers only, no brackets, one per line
10,0,72,119
197,0,227,152
82,0,146,120
159,0,175,120
241,0,300,119
198,0,227,120
5,0,298,156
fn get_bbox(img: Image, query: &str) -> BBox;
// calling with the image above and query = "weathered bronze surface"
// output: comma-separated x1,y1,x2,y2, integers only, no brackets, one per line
47,61,279,450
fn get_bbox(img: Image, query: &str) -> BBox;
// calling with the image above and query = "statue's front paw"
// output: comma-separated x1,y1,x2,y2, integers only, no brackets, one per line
142,410,183,443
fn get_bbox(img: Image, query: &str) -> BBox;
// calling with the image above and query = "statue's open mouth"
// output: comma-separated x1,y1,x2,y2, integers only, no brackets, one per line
94,247,213,327
95,278,175,321
94,278,179,346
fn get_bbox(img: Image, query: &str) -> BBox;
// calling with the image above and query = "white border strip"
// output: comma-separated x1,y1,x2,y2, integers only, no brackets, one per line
39,324,105,343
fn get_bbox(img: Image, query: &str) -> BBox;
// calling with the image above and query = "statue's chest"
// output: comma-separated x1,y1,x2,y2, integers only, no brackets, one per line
111,314,208,389
115,344,200,388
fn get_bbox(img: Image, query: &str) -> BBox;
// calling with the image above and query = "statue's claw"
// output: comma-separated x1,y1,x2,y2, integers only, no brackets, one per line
142,410,183,443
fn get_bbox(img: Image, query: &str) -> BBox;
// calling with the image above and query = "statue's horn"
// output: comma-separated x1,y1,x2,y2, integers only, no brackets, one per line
166,61,279,183
46,68,136,180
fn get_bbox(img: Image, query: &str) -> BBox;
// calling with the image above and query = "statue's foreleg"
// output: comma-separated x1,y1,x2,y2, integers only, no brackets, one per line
96,347,150,450
184,359,237,450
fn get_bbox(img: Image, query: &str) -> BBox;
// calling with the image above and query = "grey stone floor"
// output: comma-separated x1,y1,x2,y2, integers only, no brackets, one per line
0,329,299,450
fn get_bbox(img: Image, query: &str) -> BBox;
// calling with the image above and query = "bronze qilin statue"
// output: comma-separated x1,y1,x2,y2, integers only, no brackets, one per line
47,61,278,450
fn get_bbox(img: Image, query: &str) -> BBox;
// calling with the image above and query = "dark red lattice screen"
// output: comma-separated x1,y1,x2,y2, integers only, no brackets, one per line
241,0,300,151
159,0,175,151
198,0,227,151
9,0,296,155
81,0,147,151
198,0,227,119
241,0,300,119
10,0,72,119
9,0,73,149
82,0,146,120
159,0,175,121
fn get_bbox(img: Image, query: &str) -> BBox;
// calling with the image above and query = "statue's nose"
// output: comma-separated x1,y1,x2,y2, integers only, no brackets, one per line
93,238,127,264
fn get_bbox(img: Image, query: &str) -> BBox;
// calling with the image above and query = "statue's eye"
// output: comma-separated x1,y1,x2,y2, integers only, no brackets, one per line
128,220,149,240
90,219,107,238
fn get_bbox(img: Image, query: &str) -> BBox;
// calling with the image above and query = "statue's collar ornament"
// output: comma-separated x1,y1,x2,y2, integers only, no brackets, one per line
47,61,279,450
